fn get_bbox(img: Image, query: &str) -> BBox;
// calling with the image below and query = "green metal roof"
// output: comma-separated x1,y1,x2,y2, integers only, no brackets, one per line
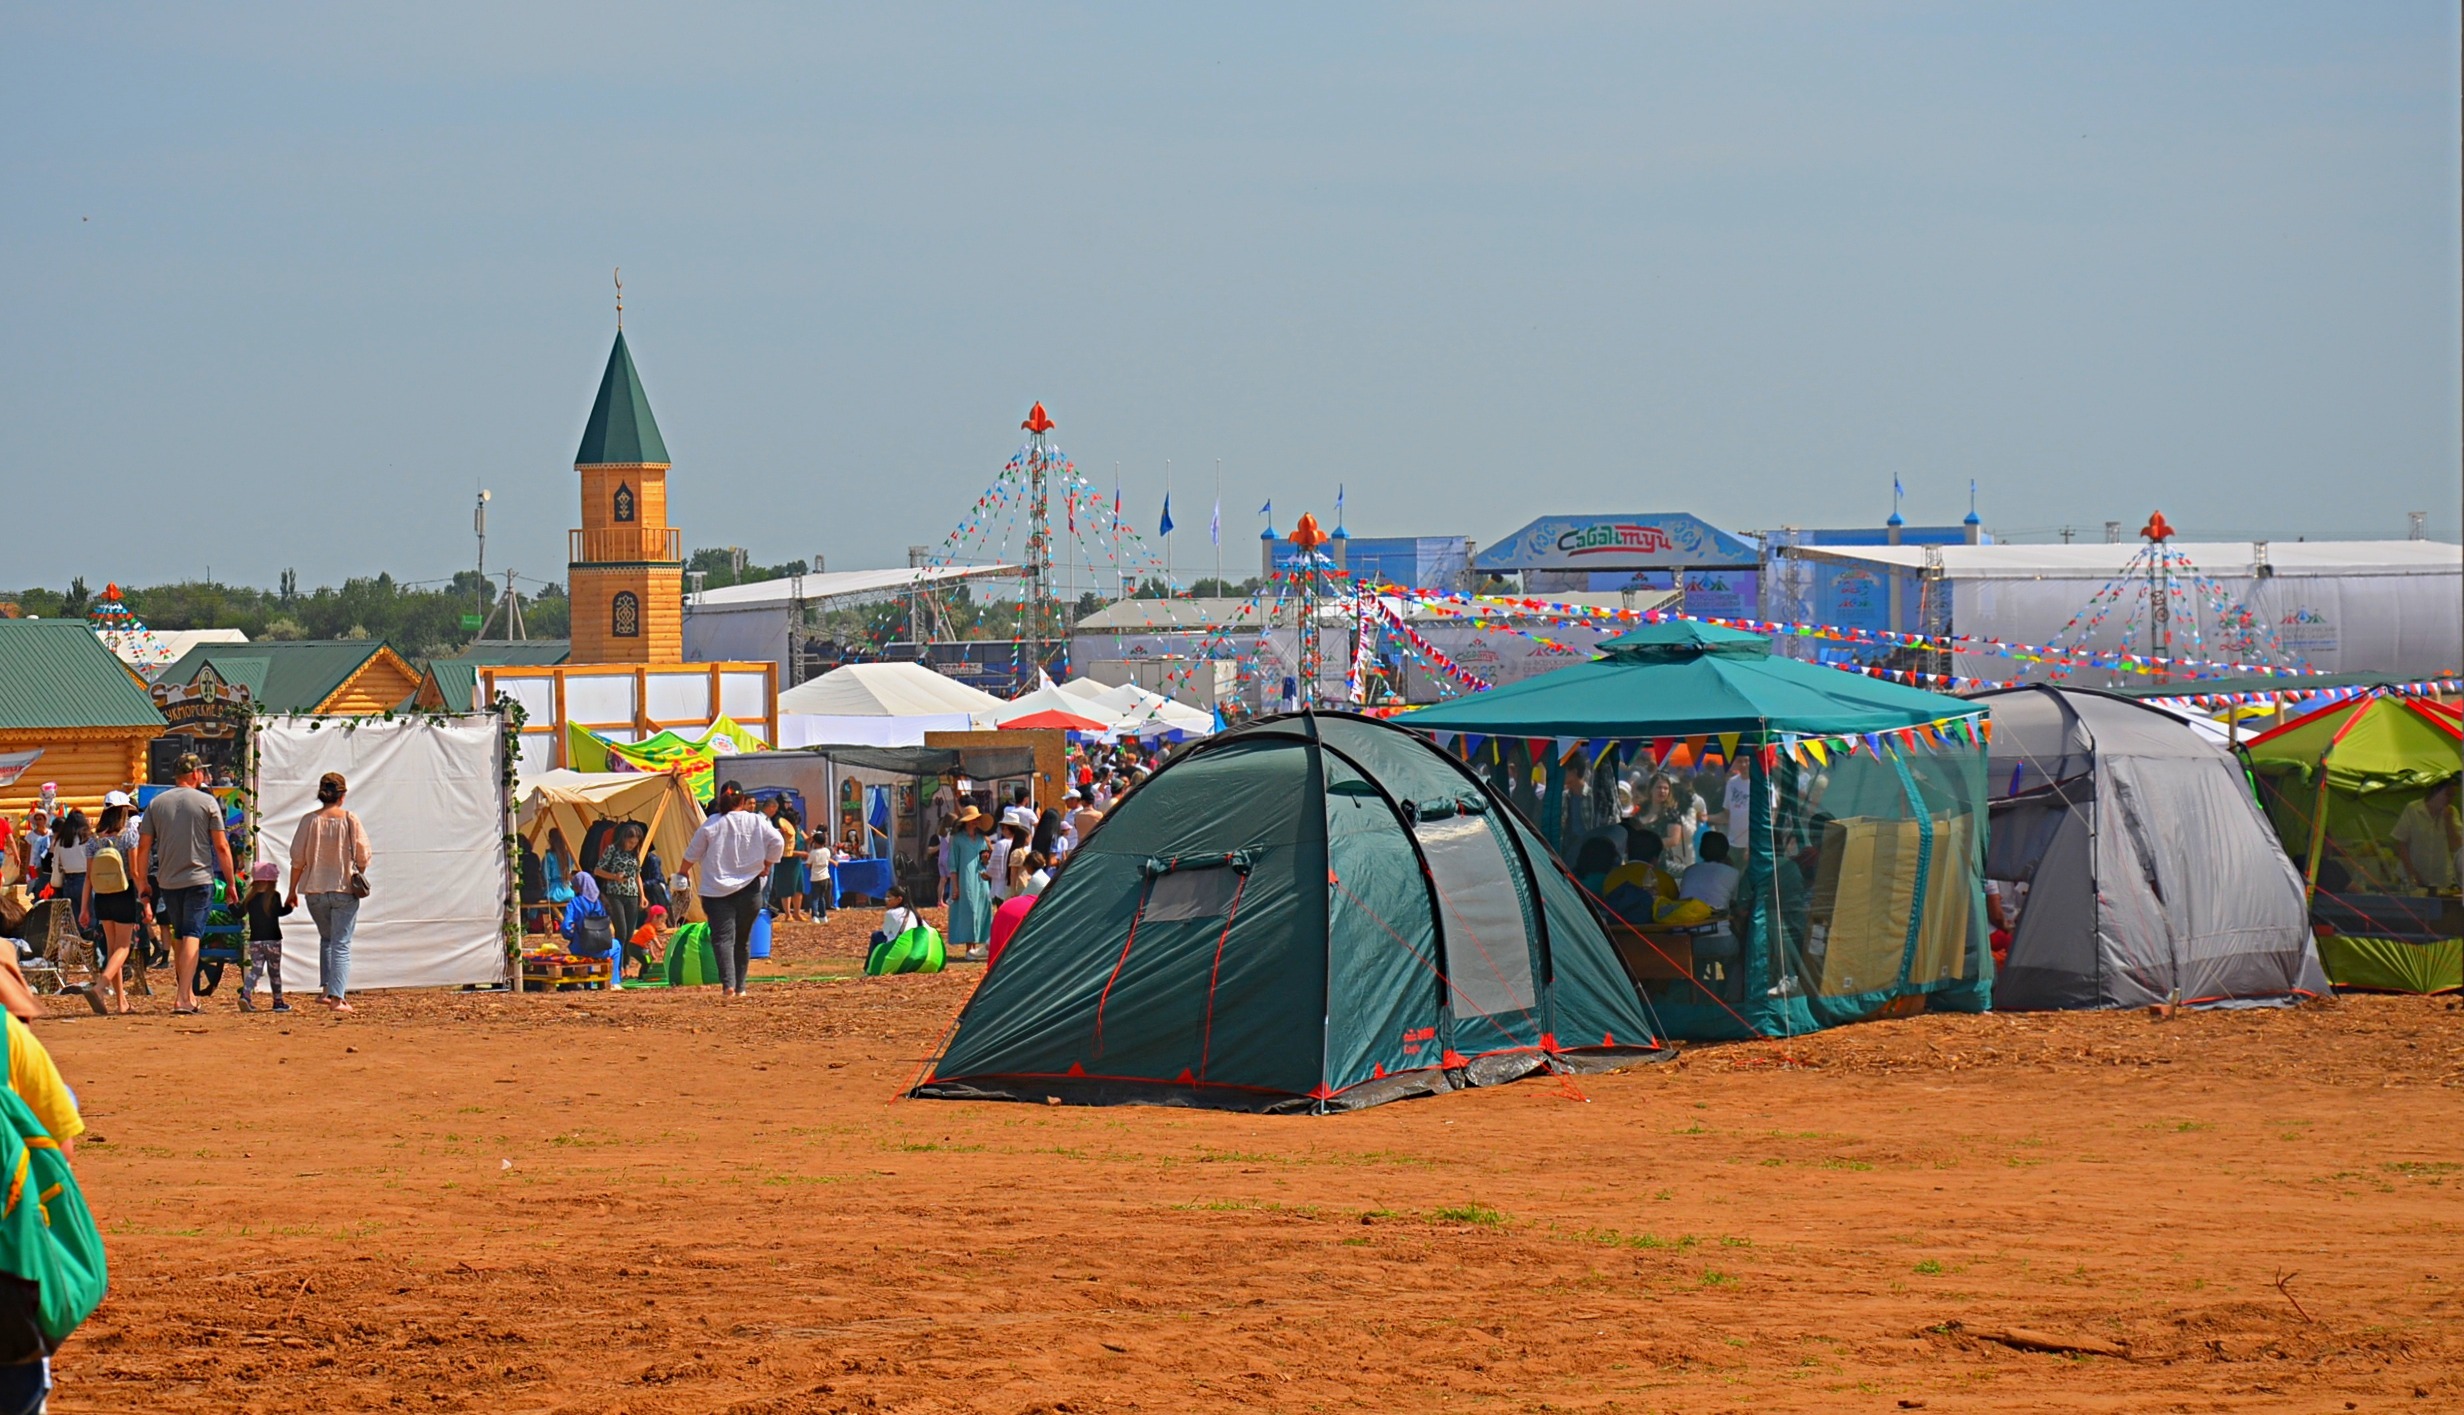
154,640,395,714
420,642,571,711
574,330,669,466
0,621,166,731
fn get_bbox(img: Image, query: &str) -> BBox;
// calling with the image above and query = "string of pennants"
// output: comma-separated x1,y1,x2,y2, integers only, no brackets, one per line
1370,581,2347,682
1421,712,1993,774
2044,543,2299,671
2140,678,2461,711
1358,591,1493,694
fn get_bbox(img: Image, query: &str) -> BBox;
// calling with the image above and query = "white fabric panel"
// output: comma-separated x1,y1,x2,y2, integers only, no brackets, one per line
719,671,770,720
776,713,970,749
493,676,555,722
253,715,510,992
563,673,637,723
513,734,557,778
645,671,711,722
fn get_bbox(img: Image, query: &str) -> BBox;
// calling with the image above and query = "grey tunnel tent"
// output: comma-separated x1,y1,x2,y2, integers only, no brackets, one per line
913,711,1664,1113
1973,685,2327,1009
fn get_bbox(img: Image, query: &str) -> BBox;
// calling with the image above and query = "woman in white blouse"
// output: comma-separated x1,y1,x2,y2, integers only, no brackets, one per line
287,771,372,1013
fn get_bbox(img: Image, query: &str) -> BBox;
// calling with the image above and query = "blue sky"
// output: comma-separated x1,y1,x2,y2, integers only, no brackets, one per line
4,2,2456,591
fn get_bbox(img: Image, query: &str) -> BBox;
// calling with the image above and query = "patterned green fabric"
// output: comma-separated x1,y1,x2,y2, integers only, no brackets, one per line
663,922,719,987
2314,934,2462,994
0,1071,105,1351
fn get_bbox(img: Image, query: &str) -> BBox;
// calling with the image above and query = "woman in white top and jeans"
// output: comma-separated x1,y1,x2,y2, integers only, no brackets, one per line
287,771,371,1013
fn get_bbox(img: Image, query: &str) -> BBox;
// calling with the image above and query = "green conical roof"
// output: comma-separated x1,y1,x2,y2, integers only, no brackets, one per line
574,330,669,466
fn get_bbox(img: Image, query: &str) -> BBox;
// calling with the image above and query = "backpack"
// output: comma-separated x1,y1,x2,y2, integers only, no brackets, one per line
0,1078,106,1360
569,911,615,959
85,847,127,897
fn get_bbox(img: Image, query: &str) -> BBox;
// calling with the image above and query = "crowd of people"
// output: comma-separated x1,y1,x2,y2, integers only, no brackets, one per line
0,756,372,1017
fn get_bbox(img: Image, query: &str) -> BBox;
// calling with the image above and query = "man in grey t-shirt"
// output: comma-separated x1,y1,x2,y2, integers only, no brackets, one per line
136,754,236,1015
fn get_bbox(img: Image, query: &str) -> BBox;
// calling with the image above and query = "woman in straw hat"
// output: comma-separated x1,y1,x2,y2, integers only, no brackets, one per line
945,805,994,958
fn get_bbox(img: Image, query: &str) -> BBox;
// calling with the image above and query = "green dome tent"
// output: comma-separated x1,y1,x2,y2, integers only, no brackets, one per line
913,711,1663,1113
1407,620,1994,1040
2243,692,2462,993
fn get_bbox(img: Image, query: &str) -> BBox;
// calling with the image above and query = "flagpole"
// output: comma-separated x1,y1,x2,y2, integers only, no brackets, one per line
1214,458,1223,592
1164,459,1173,588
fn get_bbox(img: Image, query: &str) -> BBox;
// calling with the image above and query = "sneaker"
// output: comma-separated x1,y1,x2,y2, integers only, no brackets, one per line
237,992,256,1013
271,1000,292,1013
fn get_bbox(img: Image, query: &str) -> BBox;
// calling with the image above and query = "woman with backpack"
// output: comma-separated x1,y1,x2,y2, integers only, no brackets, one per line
80,803,143,1014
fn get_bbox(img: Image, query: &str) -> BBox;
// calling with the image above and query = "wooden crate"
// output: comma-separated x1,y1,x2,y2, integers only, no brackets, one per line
523,955,613,991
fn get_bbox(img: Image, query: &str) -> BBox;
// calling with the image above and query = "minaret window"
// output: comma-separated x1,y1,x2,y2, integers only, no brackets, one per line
612,592,641,638
613,484,636,523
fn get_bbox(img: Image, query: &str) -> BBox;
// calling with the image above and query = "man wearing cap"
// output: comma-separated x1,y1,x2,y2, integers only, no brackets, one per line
135,753,236,1016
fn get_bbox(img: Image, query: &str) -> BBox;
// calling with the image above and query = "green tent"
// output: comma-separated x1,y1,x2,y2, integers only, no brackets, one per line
2243,693,2462,993
1406,621,1994,1039
914,712,1662,1113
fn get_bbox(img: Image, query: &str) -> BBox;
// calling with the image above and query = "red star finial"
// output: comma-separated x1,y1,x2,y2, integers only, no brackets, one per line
1022,402,1054,434
2140,511,2175,543
1290,512,1329,551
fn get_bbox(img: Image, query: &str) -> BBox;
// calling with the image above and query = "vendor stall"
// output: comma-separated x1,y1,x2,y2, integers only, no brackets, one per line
1406,620,1993,1040
715,742,1039,907
517,768,704,904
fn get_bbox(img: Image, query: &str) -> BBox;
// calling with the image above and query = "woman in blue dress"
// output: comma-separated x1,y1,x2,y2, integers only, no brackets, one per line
944,806,994,957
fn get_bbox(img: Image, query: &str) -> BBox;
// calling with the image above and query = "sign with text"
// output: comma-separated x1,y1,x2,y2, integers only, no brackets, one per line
1474,514,1759,573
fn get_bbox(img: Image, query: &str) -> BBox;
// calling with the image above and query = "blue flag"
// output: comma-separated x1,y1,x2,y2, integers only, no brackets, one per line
1210,499,1220,546
1158,494,1174,537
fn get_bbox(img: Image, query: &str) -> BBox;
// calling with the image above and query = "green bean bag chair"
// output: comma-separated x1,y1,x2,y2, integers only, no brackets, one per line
866,923,946,976
663,922,720,987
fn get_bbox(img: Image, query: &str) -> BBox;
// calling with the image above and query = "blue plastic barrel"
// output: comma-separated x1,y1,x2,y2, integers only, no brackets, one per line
748,908,773,960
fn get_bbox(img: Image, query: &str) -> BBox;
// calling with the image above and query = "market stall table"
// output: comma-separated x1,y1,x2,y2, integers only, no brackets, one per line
831,856,895,905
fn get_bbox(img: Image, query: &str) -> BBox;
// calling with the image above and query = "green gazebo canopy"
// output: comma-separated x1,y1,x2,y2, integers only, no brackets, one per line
1406,621,1975,741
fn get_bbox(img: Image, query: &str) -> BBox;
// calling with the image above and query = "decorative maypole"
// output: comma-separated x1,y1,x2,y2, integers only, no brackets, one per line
88,583,175,679
2141,509,2176,679
1018,402,1060,654
1288,512,1334,707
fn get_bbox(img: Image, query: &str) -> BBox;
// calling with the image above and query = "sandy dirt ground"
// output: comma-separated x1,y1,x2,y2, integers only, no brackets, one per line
28,911,2464,1413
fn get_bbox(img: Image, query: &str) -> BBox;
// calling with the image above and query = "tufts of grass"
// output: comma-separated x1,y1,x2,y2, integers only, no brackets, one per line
1698,1270,1735,1287
1914,1259,1944,1275
1430,1203,1507,1227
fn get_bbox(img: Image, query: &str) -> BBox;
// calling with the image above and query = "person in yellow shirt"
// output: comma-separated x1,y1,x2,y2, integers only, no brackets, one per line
1604,830,1682,907
3,1014,82,1161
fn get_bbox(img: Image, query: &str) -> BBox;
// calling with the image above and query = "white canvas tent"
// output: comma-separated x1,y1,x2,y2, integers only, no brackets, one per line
252,713,513,992
778,662,1005,722
777,662,1006,747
